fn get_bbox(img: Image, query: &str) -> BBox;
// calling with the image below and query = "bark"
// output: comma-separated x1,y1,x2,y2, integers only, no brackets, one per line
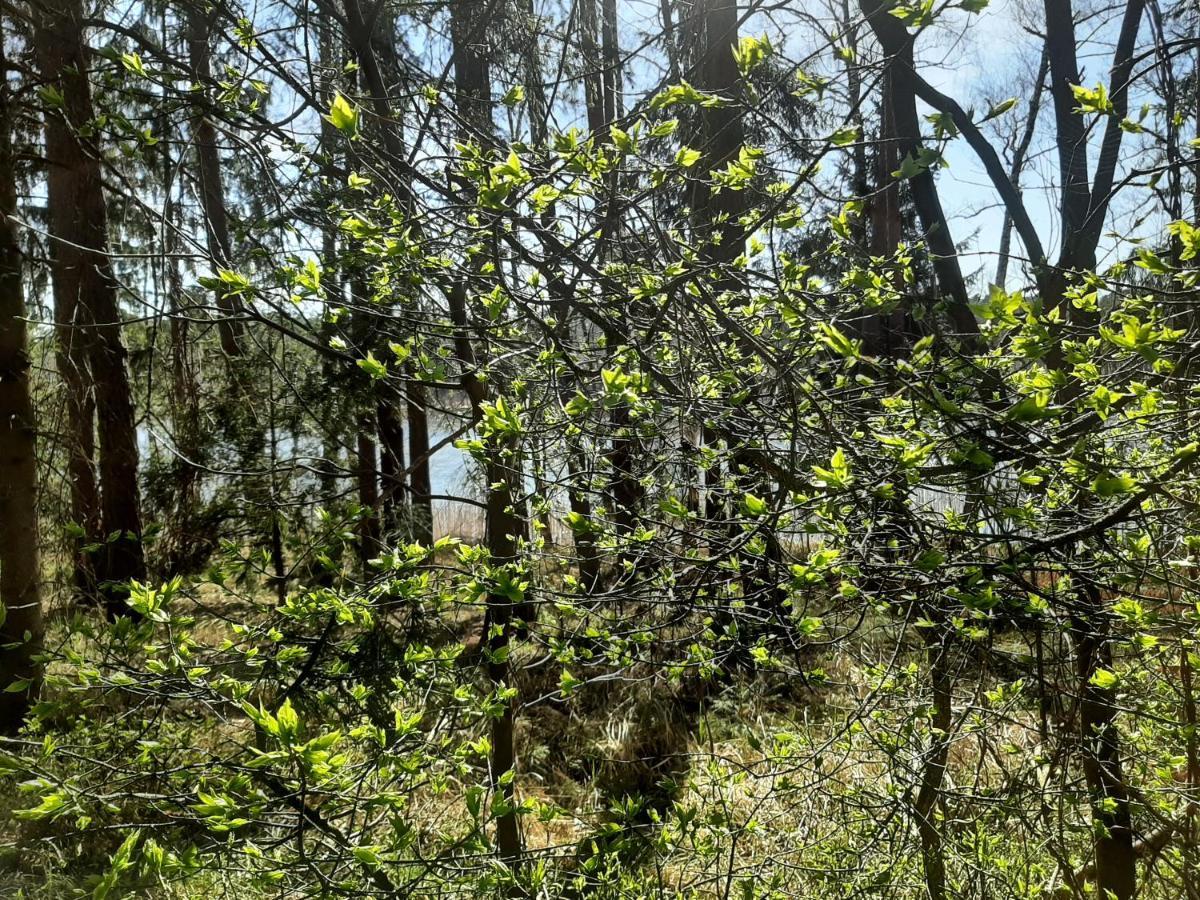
1181,643,1199,899
858,0,979,343
863,62,906,357
448,2,523,867
600,0,621,122
356,416,381,569
406,378,433,544
339,0,433,538
693,0,744,264
1072,589,1137,900
186,3,244,356
449,0,494,141
518,0,549,147
660,0,680,83
1071,0,1145,268
914,627,952,900
449,282,527,867
0,33,44,732
35,0,147,619
566,441,600,592
377,395,406,534
579,0,606,133
1042,0,1091,268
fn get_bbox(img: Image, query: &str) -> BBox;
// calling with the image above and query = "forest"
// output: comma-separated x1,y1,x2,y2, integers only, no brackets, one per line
1,0,1199,896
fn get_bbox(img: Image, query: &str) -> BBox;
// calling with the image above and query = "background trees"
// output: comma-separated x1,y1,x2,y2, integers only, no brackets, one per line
1,0,1199,897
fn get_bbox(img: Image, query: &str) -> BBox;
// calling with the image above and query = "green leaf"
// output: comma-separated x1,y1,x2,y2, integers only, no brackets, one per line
740,493,767,517
357,353,388,380
559,670,584,696
610,125,635,154
733,34,773,74
1089,668,1119,690
981,98,1018,122
325,93,358,134
675,146,702,167
353,846,382,869
650,119,679,137
829,125,860,147
1092,472,1137,498
501,85,525,106
1071,83,1113,116
120,52,147,77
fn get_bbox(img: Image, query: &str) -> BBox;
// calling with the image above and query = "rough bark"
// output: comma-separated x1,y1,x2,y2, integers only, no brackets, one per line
377,395,406,534
186,2,244,356
1072,590,1137,900
35,0,147,618
0,32,44,731
356,416,380,569
405,379,433,544
858,0,979,342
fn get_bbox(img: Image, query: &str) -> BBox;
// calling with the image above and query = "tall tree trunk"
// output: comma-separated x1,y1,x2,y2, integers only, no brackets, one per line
356,415,380,569
600,0,621,123
35,0,147,619
448,3,524,865
158,16,204,574
449,0,494,142
914,625,952,900
579,0,606,133
340,0,433,542
691,0,783,616
858,0,979,343
449,282,527,868
406,379,433,544
0,32,44,732
186,2,245,356
863,63,905,357
377,395,406,535
1072,587,1137,900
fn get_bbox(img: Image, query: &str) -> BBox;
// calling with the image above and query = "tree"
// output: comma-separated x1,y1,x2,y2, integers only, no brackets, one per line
33,0,147,618
0,23,42,732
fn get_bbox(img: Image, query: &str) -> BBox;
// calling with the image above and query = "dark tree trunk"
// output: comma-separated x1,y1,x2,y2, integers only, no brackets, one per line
579,0,606,133
600,0,621,122
0,32,44,732
339,0,433,541
406,378,433,544
914,626,952,900
448,3,524,867
858,0,978,343
36,0,147,619
449,0,494,141
1072,590,1137,900
186,2,245,356
357,416,381,569
449,281,527,868
377,396,406,535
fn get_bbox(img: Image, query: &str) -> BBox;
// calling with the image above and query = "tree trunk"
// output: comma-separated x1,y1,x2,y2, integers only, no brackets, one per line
914,626,952,900
377,395,406,536
579,0,606,133
357,416,380,570
0,33,44,731
449,282,527,868
600,0,621,123
406,378,433,544
186,2,244,356
1072,590,1137,900
35,0,147,619
339,0,433,542
448,4,524,866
